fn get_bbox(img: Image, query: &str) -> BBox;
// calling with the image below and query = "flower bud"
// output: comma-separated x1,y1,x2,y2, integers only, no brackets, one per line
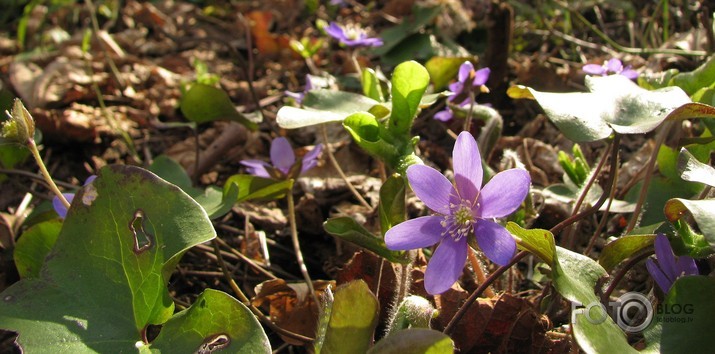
2,99,35,144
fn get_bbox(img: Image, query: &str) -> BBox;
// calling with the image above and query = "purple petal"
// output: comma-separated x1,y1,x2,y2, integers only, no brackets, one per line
473,219,516,266
84,175,97,185
424,237,468,294
305,74,315,91
240,159,271,178
646,258,673,293
582,64,606,75
458,62,474,83
453,132,482,202
654,234,678,282
676,255,698,277
270,137,296,172
472,67,491,86
385,216,444,250
606,58,623,73
477,169,531,218
285,90,305,103
406,165,455,215
300,144,323,173
326,22,347,41
53,193,76,219
434,109,453,122
620,68,639,80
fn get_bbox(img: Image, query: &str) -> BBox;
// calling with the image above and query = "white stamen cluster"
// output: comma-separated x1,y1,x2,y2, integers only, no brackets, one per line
440,198,475,242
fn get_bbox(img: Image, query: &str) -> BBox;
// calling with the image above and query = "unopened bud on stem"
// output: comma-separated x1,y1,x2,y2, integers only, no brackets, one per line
2,99,35,145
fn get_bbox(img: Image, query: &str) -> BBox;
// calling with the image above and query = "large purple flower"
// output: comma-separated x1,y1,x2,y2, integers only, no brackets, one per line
385,132,531,294
325,22,383,48
646,234,698,294
583,58,638,79
240,137,322,179
53,175,97,219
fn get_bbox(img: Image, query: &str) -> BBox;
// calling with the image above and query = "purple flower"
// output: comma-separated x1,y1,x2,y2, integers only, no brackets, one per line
53,175,97,219
582,58,638,79
385,132,531,294
240,137,323,179
434,100,471,122
325,22,383,48
285,74,316,104
447,62,490,104
646,234,698,294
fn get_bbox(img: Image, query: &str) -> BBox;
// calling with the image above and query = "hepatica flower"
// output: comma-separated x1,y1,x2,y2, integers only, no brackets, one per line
582,58,638,79
386,132,531,294
435,62,490,122
285,74,316,104
646,234,698,294
53,175,97,218
325,22,383,48
241,137,322,179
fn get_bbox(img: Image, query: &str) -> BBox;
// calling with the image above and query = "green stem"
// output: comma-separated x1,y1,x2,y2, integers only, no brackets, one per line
287,190,319,305
27,139,69,209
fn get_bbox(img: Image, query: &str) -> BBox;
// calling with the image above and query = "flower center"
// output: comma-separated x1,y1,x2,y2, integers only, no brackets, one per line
440,200,474,242
343,25,363,40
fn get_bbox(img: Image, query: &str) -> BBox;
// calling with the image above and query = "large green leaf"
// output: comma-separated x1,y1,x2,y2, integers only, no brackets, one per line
0,165,216,352
147,289,270,353
224,174,293,203
677,147,715,187
669,55,715,95
13,219,62,278
552,247,636,354
324,217,409,264
506,222,556,266
664,198,715,250
657,276,715,353
276,90,379,129
508,75,691,142
379,175,405,236
598,235,656,273
389,61,430,137
180,83,258,130
368,328,453,354
343,112,400,166
319,280,379,354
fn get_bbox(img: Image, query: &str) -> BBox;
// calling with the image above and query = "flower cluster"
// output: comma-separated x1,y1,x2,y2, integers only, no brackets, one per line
385,132,530,294
582,58,638,79
326,22,383,48
241,137,322,179
646,234,698,293
435,62,490,122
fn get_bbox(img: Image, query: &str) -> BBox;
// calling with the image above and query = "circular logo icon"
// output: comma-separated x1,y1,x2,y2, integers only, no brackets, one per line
614,292,653,333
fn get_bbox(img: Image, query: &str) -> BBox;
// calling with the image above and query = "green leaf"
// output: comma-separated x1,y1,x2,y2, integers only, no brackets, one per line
180,83,258,130
320,280,379,354
425,56,470,91
277,90,380,129
373,6,442,56
508,75,691,142
224,174,293,203
0,165,216,352
379,175,406,236
324,217,409,264
664,198,715,250
598,235,656,273
363,68,385,102
506,222,556,266
389,61,430,137
368,328,453,354
194,184,239,220
343,112,400,165
13,220,62,279
625,176,702,226
657,145,680,180
552,247,636,354
149,155,197,193
148,289,271,353
669,55,715,95
677,147,715,187
657,276,715,353
276,106,345,129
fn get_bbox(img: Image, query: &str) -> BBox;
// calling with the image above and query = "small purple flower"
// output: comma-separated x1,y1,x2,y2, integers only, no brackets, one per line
385,132,531,295
434,100,471,122
53,175,97,219
240,137,323,179
447,62,490,104
285,74,316,104
325,22,383,48
582,58,638,79
646,234,698,294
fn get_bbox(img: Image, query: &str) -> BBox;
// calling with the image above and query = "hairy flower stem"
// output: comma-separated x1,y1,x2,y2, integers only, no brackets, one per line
320,124,372,209
444,250,528,336
211,239,314,344
625,122,673,233
27,139,69,209
287,191,319,305
468,247,495,298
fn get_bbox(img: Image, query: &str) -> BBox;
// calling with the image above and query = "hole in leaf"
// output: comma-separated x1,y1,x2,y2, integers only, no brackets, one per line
129,209,153,254
196,333,230,353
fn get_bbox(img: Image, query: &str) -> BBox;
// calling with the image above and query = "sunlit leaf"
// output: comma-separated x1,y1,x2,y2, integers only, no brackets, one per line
598,235,656,273
655,276,715,353
389,61,430,137
224,174,293,203
664,198,715,250
13,220,62,279
507,222,556,266
368,328,453,354
425,56,470,91
319,280,379,354
669,55,715,95
677,147,715,187
324,217,409,264
180,83,259,130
